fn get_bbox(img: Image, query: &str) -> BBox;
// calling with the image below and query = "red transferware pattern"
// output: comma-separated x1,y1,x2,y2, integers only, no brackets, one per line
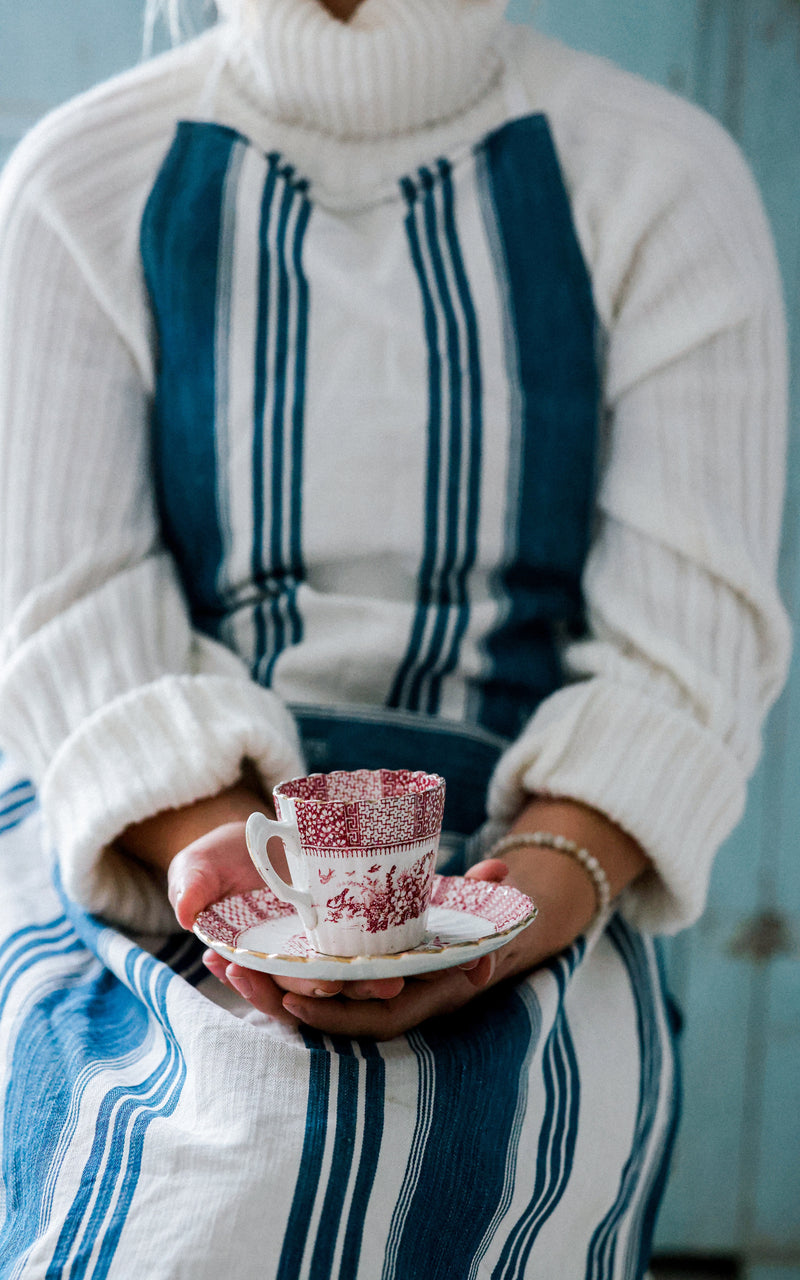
274,769,445,850
195,874,532,955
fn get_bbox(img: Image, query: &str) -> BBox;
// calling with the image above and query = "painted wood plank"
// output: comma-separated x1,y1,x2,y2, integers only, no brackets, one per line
745,1268,800,1280
507,0,700,91
656,918,755,1252
751,957,800,1246
0,0,144,107
698,2,800,1261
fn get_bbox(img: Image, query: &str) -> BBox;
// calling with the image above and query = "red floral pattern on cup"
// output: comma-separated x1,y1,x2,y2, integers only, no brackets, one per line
324,848,435,934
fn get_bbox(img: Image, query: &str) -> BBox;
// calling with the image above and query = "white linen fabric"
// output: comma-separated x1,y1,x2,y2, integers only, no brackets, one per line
0,0,789,1273
0,757,679,1279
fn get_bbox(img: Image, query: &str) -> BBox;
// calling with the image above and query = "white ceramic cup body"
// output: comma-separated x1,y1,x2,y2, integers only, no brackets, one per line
245,770,444,957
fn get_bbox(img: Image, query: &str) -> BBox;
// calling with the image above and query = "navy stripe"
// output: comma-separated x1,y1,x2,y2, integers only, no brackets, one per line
309,1038,360,1280
251,154,282,676
0,780,38,833
287,190,312,632
141,122,239,632
263,176,297,677
468,983,543,1280
276,1028,333,1280
430,157,483,706
476,115,599,739
405,164,465,712
0,917,75,997
584,918,679,1280
251,167,312,686
0,925,145,1273
45,946,185,1278
390,162,482,718
263,180,311,686
388,175,444,712
633,942,681,1278
381,1029,435,1280
68,962,186,1279
0,778,35,803
338,1040,386,1277
0,793,36,820
385,983,541,1279
492,945,583,1279
0,903,186,1275
34,879,188,1276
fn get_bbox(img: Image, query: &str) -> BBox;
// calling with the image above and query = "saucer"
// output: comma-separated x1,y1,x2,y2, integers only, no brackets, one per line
194,875,537,981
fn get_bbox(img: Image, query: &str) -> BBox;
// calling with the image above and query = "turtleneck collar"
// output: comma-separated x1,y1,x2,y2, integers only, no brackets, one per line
218,0,509,140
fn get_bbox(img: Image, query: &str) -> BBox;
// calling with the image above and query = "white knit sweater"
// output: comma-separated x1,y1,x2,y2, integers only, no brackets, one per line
0,0,790,935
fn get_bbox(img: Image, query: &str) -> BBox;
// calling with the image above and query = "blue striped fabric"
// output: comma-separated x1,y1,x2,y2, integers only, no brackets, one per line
142,123,314,680
492,944,584,1278
0,892,187,1277
141,122,234,633
252,159,312,685
0,108,678,1275
595,917,682,1280
0,776,37,835
140,115,598,744
476,114,600,740
389,161,483,716
0,788,679,1278
385,982,542,1279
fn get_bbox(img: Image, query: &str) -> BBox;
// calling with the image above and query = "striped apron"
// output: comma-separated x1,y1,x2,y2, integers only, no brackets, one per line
0,111,680,1278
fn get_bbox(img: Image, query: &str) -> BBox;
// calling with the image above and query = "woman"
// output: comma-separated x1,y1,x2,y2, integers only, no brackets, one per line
0,0,789,1274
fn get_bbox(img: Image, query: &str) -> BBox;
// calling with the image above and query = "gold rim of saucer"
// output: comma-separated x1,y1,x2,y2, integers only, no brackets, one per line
194,903,538,965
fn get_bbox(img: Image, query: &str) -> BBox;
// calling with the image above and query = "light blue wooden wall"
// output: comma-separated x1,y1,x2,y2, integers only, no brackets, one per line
1,2,798,1274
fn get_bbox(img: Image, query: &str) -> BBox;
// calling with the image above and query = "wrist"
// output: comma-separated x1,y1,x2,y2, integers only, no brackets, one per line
503,844,598,954
118,781,266,874
488,798,650,959
504,797,649,901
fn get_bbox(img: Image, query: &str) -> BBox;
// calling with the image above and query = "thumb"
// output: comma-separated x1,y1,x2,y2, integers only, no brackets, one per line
166,822,253,930
167,853,224,931
464,858,509,883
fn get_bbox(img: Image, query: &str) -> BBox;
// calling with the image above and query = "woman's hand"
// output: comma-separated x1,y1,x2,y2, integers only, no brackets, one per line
166,818,408,1024
236,797,649,1040
253,848,597,1040
121,787,648,1040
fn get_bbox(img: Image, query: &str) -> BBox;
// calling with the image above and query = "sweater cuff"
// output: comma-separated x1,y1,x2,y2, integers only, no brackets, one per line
486,677,747,934
41,674,305,933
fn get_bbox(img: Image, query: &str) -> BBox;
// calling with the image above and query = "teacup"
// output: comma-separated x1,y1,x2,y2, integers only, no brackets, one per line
245,768,445,957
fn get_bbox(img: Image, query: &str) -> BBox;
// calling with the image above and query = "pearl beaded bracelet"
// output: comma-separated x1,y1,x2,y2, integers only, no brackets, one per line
487,830,612,924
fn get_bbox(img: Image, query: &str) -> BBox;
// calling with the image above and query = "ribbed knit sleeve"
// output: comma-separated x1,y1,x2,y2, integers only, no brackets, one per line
488,56,791,933
0,97,304,933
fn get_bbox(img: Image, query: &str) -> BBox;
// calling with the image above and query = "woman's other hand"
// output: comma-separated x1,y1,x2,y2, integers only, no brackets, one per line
267,798,649,1040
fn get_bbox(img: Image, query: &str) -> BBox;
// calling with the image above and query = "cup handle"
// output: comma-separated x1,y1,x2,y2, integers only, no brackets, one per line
245,812,318,932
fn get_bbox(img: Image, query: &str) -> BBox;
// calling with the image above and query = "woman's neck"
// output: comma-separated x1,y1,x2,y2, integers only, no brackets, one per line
223,0,508,141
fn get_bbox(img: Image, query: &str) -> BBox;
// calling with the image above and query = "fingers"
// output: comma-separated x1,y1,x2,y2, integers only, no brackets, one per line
202,947,502,1038
461,952,497,988
202,951,404,1008
464,858,509,883
202,952,299,1028
271,973,405,1001
281,962,496,1041
167,822,258,929
271,974,345,999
